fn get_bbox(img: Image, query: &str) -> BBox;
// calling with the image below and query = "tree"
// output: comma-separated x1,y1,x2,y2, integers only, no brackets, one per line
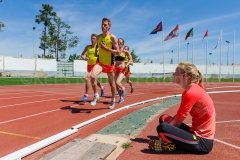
48,16,79,61
130,49,141,63
67,53,81,62
37,53,54,59
35,4,56,57
0,22,5,31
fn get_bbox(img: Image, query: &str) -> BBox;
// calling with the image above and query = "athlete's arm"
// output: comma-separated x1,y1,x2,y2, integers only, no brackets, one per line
168,117,182,127
94,35,100,57
108,34,120,55
125,51,133,66
80,46,89,61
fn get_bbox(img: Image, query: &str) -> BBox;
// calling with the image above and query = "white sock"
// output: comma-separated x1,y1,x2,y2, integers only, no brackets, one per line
85,94,88,97
95,93,99,97
112,98,115,102
101,86,104,90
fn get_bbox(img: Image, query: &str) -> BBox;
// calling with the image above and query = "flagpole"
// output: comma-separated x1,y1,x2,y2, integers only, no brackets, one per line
206,34,208,82
162,18,165,81
219,30,222,82
178,24,180,63
233,30,235,82
192,36,194,63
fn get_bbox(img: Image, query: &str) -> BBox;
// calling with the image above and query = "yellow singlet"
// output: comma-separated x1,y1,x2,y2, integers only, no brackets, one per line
86,46,98,65
97,34,114,65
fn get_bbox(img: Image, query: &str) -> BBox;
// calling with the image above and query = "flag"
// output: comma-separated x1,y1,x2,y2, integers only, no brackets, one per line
149,21,162,34
214,30,222,49
185,28,194,40
202,29,208,41
164,25,179,41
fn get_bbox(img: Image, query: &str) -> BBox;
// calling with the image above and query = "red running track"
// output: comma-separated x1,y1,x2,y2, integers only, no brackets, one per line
0,82,240,159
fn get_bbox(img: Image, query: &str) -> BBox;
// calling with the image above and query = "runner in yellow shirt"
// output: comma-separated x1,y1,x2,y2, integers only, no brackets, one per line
90,18,120,109
80,34,104,102
123,46,135,93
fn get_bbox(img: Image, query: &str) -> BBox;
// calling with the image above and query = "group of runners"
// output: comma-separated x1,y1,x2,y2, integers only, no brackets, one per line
79,18,134,109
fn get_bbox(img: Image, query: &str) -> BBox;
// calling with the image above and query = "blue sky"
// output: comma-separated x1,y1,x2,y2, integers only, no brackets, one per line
0,0,240,65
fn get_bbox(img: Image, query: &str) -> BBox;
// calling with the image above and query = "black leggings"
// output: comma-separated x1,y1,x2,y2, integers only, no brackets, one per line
156,115,214,154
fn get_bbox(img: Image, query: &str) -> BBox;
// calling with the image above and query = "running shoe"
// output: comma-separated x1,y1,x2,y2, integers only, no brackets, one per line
118,98,124,104
90,95,100,106
130,86,135,93
100,86,105,97
109,101,115,109
122,88,126,97
81,95,88,101
148,140,176,152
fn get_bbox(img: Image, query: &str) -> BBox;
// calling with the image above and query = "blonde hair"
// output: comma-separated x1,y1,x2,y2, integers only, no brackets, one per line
102,18,112,27
178,62,204,89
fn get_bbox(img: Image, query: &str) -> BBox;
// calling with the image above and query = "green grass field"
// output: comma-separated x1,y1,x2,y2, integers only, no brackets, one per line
0,77,239,86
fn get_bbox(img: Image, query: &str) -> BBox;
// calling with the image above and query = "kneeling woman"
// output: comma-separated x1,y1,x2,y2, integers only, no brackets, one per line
150,62,215,154
114,38,132,104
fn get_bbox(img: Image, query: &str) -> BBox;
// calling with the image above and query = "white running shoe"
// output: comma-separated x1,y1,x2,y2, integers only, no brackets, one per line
109,101,115,109
90,95,100,106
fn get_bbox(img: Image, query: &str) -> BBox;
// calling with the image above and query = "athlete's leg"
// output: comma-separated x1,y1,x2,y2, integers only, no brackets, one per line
115,72,121,96
107,72,116,109
81,72,91,101
107,72,116,98
126,74,134,93
126,75,133,88
116,72,126,97
85,72,91,95
156,121,213,154
90,64,102,106
90,64,102,94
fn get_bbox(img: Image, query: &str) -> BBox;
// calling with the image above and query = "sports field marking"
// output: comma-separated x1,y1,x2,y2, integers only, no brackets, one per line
207,86,240,90
0,109,61,125
0,131,42,140
0,102,83,125
0,93,65,100
0,95,81,109
216,120,240,124
214,138,240,150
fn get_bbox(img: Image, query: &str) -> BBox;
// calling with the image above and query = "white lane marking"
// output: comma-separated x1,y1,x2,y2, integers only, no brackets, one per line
214,138,240,150
207,86,240,90
0,95,81,109
0,109,61,125
216,120,240,124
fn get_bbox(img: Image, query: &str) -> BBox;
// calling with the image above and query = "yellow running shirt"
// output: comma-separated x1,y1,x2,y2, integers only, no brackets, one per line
86,46,97,65
97,34,114,66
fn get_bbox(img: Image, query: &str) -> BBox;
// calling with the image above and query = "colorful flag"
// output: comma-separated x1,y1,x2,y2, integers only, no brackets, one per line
214,30,222,49
149,21,163,34
185,28,194,40
164,25,179,41
202,29,208,41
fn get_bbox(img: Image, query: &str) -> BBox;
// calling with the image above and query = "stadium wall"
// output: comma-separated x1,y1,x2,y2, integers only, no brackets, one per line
0,56,240,78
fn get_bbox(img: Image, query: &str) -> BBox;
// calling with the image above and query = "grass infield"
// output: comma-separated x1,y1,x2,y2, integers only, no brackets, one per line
0,77,239,86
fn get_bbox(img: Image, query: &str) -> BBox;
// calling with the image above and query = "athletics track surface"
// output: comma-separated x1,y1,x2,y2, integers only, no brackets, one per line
0,82,239,159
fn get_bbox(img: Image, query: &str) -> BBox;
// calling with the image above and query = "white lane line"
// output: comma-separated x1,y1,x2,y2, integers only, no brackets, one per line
207,86,240,90
0,91,85,100
0,93,62,100
0,109,61,125
216,120,240,124
0,95,81,109
214,138,240,150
